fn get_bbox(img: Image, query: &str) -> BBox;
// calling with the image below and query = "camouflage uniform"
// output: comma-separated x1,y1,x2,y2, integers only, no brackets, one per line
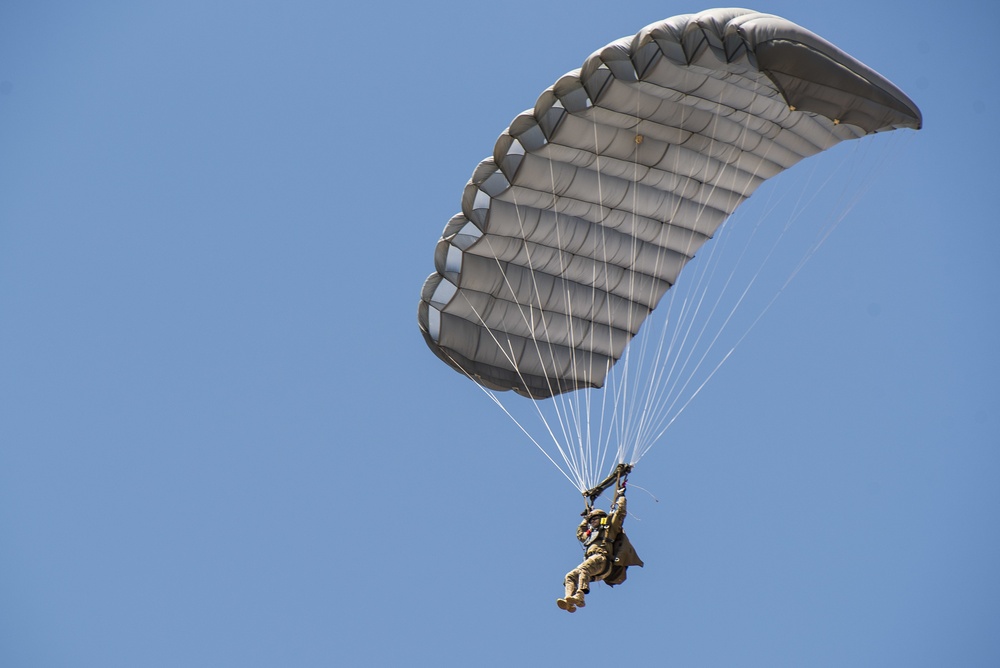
558,489,627,612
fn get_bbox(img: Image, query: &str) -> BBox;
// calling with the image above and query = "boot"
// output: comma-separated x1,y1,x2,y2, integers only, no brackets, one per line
556,597,577,613
568,591,586,608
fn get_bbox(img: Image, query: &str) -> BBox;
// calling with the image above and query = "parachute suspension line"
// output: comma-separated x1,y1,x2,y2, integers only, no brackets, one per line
556,110,620,490
629,74,783,461
438,345,584,490
620,88,729,462
652,76,796,455
500,195,565,405
782,129,914,290
447,282,579,483
619,95,700,465
541,152,594,488
504,142,617,490
618,86,658,466
643,172,817,449
625,110,704,459
606,97,639,471
597,86,647,473
634,120,911,459
465,191,591,489
645,85,774,441
599,111,635,483
637,96,911,457
642,178,834,449
588,114,619,486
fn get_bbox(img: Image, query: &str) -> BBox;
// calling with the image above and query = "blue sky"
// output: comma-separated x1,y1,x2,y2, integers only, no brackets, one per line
1,2,997,666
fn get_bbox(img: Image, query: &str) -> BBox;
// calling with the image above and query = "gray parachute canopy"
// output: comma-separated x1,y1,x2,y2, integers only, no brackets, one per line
418,8,921,400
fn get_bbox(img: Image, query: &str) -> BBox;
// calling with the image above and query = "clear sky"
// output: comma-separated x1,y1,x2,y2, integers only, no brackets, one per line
1,2,997,666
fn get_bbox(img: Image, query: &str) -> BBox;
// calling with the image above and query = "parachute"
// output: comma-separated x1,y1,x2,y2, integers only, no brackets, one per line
417,9,921,491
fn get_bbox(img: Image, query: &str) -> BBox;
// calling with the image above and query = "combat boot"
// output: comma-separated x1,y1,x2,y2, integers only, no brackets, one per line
568,592,586,608
556,597,577,613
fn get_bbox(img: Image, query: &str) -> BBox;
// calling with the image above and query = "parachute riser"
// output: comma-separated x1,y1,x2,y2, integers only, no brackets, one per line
582,463,632,510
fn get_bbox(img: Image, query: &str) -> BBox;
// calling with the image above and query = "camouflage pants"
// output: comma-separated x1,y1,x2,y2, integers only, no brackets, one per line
564,552,609,598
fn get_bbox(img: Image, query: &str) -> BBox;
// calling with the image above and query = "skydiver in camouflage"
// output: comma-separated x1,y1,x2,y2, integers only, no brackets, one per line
557,479,642,613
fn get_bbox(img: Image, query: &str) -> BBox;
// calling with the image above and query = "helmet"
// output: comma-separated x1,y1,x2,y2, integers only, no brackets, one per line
587,508,608,520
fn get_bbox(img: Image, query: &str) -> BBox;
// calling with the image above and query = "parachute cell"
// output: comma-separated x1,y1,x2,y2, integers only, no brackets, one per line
418,8,920,401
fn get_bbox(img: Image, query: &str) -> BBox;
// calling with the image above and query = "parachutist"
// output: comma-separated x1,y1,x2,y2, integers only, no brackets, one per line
557,480,642,613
